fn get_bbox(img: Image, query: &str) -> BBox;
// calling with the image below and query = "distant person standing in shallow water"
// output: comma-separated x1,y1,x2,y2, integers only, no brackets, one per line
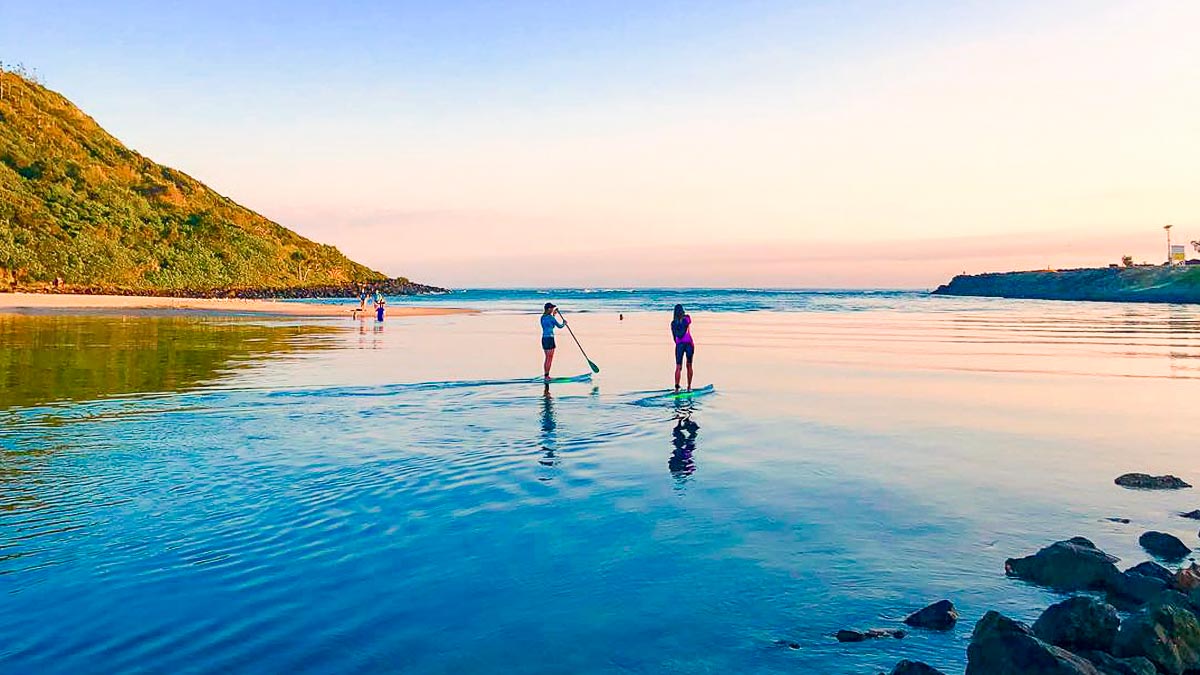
541,302,565,379
671,304,695,391
375,295,386,322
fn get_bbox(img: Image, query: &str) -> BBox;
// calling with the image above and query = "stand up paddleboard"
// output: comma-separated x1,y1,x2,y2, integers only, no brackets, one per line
538,373,593,384
631,384,715,405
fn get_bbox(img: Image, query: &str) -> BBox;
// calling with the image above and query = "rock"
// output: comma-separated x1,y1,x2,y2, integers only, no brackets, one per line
1076,651,1157,675
1149,589,1195,610
1115,473,1191,490
1174,563,1200,592
966,611,1101,674
903,599,958,630
1127,560,1175,585
1005,537,1121,591
1138,531,1193,562
890,661,948,675
1032,596,1120,652
1112,596,1200,675
1180,510,1200,520
773,639,800,650
1106,517,1132,524
1107,569,1168,608
835,628,906,642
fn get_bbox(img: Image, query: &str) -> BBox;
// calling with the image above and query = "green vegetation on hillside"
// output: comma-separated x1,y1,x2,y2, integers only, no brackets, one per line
933,265,1200,304
0,67,392,292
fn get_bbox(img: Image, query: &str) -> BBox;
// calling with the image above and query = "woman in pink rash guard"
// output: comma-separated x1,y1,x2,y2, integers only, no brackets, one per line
670,304,695,391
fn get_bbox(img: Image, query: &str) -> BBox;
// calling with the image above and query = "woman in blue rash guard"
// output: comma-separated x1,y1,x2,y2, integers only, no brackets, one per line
541,302,565,380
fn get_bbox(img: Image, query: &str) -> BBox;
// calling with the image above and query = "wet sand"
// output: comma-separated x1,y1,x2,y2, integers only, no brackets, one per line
0,292,473,318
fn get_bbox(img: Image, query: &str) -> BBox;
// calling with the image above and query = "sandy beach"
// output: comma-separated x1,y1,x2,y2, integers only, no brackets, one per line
0,292,472,318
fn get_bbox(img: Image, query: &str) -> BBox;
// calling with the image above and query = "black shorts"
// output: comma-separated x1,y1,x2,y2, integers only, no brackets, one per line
542,336,557,350
675,341,695,365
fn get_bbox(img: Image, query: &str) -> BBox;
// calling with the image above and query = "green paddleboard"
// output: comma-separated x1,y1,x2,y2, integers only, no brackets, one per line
539,373,593,384
632,384,715,405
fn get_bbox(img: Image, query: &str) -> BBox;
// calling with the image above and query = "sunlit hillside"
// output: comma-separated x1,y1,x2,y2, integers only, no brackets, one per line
0,68,395,292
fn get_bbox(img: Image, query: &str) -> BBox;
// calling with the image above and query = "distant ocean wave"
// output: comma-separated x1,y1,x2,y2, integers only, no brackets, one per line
300,288,939,314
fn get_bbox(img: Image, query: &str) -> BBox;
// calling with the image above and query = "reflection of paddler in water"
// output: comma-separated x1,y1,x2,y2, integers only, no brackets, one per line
668,407,699,480
538,384,558,470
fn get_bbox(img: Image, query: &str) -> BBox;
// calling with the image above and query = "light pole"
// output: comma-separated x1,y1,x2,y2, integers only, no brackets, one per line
1165,224,1173,265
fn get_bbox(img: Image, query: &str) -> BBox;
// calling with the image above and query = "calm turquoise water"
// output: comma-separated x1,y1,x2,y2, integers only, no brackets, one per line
4,292,1200,673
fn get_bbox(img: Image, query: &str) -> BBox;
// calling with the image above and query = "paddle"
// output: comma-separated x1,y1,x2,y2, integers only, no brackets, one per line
557,309,600,374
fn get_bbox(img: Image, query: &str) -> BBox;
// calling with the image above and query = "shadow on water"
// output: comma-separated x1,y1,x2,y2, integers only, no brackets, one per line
0,314,337,410
668,400,700,486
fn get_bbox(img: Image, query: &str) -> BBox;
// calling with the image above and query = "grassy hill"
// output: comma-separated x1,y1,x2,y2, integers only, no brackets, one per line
0,68,412,294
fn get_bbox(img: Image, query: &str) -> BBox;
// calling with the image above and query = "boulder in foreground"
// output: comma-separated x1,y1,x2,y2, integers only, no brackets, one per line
1114,473,1191,490
1031,596,1119,653
1112,593,1200,675
966,611,1100,674
1005,537,1120,591
903,600,958,630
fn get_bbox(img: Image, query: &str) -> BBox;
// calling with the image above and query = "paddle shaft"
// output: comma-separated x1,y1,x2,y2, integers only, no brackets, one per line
557,310,600,373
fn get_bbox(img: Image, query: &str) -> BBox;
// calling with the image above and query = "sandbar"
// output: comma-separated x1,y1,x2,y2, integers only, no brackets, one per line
0,292,473,318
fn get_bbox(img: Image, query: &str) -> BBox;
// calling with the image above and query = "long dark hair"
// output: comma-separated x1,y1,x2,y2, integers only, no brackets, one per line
673,304,686,322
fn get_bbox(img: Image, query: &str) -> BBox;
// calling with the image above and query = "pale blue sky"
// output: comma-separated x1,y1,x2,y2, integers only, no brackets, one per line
4,1,1197,286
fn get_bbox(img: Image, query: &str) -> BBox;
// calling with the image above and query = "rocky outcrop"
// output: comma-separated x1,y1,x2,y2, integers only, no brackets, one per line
1180,510,1200,520
1005,537,1120,591
904,600,958,630
1111,594,1200,675
966,611,1101,674
835,628,905,642
1114,474,1192,490
932,267,1200,305
1032,596,1119,653
1139,531,1193,562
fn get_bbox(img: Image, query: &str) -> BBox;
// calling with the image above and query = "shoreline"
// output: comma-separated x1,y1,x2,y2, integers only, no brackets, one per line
0,292,474,318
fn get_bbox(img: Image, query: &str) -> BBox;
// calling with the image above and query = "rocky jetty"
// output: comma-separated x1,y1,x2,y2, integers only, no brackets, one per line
1115,474,1192,490
831,471,1200,673
971,534,1200,674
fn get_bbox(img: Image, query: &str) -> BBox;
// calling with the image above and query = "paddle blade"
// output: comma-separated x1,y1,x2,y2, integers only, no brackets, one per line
588,359,600,374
